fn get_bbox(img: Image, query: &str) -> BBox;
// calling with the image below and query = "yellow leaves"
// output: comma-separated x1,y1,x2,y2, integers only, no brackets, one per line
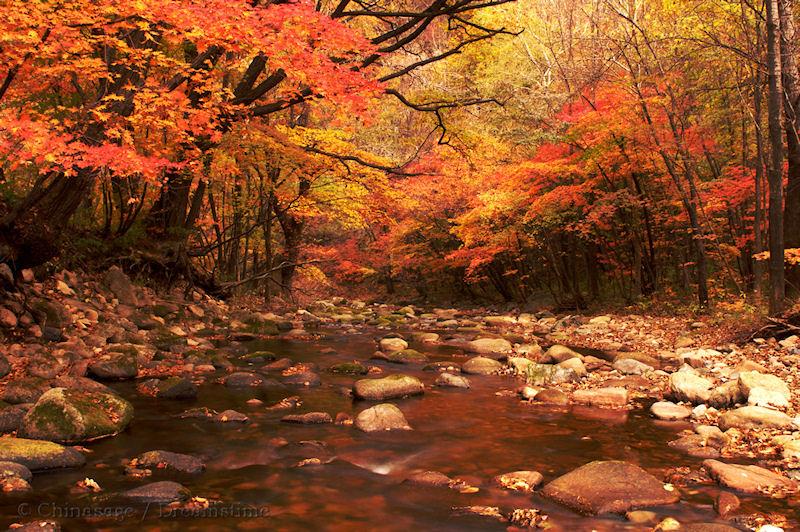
754,249,800,265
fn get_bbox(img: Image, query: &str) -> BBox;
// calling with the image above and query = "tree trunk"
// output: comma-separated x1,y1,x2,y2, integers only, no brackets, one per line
767,0,786,314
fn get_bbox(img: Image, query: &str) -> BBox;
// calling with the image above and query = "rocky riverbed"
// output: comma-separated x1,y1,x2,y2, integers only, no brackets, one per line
0,268,798,530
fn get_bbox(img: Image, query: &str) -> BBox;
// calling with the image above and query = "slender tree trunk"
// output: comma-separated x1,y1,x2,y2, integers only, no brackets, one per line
767,0,786,314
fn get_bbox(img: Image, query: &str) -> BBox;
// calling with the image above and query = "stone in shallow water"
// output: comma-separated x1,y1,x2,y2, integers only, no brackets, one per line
280,412,333,424
123,481,189,503
434,373,470,389
355,403,411,432
717,406,793,431
379,337,408,352
533,388,569,405
703,459,797,494
466,337,512,354
135,450,205,475
19,387,133,444
138,377,198,400
0,437,85,471
650,401,692,420
572,387,628,408
384,349,428,364
493,470,543,492
541,460,679,515
403,470,453,487
462,356,503,375
353,375,424,401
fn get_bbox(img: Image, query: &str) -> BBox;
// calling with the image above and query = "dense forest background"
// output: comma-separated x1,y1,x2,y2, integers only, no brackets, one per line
2,0,799,313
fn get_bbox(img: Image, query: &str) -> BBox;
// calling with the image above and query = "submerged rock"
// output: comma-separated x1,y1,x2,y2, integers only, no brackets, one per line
123,481,189,503
384,349,428,364
135,450,205,475
355,403,412,432
353,375,424,401
434,373,470,389
281,412,333,424
541,460,679,515
0,437,85,471
572,387,628,408
19,387,133,444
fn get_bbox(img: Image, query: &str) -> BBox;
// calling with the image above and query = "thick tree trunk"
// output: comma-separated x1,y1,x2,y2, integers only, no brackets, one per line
0,170,95,270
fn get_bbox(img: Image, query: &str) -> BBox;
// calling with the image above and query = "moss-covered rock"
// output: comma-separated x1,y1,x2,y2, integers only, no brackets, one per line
385,349,428,364
327,362,368,375
19,387,133,444
0,437,85,471
138,377,198,400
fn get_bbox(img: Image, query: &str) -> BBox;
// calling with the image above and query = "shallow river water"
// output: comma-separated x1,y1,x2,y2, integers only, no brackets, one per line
2,330,798,530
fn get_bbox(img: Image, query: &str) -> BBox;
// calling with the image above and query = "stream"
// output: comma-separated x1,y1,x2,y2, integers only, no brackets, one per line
1,329,797,531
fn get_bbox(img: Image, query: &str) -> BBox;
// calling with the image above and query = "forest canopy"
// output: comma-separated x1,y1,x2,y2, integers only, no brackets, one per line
1,0,799,314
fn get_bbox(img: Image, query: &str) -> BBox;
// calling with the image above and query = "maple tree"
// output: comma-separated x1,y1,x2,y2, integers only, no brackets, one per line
1,0,799,313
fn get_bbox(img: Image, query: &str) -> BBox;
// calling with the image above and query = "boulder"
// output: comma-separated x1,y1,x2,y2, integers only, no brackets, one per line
650,401,692,421
138,377,198,400
385,349,428,364
353,375,424,401
88,352,138,380
103,266,138,306
493,471,544,492
558,357,587,378
703,459,796,494
123,481,189,503
544,344,583,363
0,437,85,471
355,403,412,432
541,460,679,515
281,412,333,424
737,371,791,409
379,337,408,352
708,381,745,409
613,358,654,375
669,370,712,404
533,388,569,405
19,387,133,443
466,338,513,354
2,378,51,404
717,406,793,431
135,450,205,474
572,387,628,408
434,373,470,389
462,356,503,375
